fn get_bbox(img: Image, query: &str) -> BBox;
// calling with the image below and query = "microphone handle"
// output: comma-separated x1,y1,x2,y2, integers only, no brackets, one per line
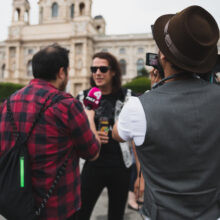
85,104,92,110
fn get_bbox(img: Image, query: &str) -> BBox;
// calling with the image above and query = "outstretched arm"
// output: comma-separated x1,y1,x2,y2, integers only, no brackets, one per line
112,121,125,142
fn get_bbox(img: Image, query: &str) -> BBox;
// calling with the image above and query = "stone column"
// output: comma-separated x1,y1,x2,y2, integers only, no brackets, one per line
4,47,10,79
14,45,21,79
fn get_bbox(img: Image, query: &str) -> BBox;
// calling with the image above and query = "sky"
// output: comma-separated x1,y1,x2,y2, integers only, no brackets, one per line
0,0,219,41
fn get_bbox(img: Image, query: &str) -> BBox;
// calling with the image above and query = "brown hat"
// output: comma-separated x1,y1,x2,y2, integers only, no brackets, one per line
152,5,219,73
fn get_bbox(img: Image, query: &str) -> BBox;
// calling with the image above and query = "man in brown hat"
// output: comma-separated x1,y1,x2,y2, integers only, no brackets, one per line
112,5,220,220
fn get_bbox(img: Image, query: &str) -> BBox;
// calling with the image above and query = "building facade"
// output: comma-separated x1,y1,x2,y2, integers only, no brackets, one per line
0,0,219,96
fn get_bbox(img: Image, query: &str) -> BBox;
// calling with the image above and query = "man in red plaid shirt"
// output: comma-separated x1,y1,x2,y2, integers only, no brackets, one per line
0,44,100,220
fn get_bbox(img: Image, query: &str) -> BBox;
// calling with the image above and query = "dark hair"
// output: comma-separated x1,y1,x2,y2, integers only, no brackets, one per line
32,44,69,81
90,52,122,94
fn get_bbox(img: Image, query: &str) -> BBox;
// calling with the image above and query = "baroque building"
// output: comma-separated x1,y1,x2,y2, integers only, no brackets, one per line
0,0,219,95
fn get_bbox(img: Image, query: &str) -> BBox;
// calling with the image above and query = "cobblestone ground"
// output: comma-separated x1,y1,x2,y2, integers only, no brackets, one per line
0,188,143,220
91,188,143,220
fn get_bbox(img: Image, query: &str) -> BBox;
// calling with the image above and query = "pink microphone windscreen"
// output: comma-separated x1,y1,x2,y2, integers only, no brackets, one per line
83,87,102,110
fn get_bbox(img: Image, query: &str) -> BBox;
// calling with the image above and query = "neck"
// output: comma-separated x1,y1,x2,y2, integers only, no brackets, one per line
50,80,59,90
99,86,112,95
164,66,185,83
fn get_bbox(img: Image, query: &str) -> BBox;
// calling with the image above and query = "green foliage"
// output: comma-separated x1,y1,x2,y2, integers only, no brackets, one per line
0,82,24,102
139,67,149,77
123,76,151,94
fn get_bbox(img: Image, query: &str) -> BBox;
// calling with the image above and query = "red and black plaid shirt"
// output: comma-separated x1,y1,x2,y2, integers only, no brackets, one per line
0,79,100,220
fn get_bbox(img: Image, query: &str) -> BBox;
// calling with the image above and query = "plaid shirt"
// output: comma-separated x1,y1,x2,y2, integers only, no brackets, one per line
0,79,100,220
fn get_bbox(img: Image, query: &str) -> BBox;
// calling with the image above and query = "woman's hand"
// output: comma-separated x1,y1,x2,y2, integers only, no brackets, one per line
97,131,109,144
85,109,101,145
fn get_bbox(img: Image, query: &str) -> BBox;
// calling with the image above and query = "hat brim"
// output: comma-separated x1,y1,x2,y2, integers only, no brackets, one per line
153,14,218,74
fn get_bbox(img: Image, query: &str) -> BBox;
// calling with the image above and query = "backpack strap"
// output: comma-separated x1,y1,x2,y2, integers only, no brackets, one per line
35,152,72,216
6,93,70,217
7,93,62,146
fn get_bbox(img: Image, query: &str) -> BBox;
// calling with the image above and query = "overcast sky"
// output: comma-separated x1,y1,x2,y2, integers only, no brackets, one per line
0,0,219,41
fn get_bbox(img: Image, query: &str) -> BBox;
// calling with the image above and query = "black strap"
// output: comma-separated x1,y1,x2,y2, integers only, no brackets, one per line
35,153,71,216
6,93,71,217
151,72,197,89
7,93,55,145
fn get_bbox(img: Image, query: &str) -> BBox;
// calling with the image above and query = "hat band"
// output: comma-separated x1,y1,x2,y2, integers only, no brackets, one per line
164,20,201,66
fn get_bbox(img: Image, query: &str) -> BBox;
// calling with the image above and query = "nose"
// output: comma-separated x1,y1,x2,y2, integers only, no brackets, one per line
96,68,102,75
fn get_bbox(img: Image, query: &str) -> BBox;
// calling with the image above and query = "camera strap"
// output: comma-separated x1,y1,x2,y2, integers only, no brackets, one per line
152,72,197,89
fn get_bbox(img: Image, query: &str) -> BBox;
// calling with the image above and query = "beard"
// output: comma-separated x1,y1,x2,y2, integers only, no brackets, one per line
157,52,165,78
59,77,68,91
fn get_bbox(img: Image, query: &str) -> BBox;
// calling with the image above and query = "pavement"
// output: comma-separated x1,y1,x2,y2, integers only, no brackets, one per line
0,188,143,220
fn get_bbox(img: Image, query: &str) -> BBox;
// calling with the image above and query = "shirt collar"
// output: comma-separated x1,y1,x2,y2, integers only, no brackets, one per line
29,78,57,90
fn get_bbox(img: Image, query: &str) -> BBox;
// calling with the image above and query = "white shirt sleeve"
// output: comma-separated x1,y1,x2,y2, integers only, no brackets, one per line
117,96,147,146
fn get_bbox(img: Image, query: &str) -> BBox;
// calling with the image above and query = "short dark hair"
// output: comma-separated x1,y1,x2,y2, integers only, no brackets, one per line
90,52,122,93
32,44,69,81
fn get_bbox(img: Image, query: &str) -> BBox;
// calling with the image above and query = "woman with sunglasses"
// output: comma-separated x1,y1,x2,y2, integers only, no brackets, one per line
77,52,135,220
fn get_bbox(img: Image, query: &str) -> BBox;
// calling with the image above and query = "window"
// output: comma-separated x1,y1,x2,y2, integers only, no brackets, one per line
70,4,74,18
119,59,126,75
27,60,32,77
39,7,43,24
28,49,33,55
75,43,83,55
137,58,144,76
52,2,58,18
79,3,85,16
10,47,16,58
101,48,108,52
138,47,144,54
15,8,21,21
119,48,125,54
1,64,5,79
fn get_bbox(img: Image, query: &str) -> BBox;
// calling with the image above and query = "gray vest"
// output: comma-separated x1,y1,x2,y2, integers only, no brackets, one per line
137,78,220,220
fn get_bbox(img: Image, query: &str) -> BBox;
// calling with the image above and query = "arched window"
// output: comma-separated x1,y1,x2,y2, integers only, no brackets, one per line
119,48,125,54
137,58,144,76
70,4,74,18
79,3,85,16
52,2,58,18
1,64,5,79
119,59,126,76
15,8,21,21
27,60,32,77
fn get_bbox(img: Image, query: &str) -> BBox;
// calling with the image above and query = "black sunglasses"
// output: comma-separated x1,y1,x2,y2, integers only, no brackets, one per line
90,66,111,74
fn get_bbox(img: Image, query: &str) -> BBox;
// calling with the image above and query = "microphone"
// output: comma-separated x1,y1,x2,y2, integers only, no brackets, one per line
83,87,102,110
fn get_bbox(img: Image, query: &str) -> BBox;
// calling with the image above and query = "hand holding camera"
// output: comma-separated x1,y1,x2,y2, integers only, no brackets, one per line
149,68,162,87
146,53,165,78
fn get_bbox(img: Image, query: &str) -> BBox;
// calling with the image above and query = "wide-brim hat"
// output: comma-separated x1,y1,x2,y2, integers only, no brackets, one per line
152,5,219,73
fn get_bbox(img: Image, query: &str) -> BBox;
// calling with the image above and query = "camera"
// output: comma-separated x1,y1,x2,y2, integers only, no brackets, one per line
146,53,164,78
146,53,159,68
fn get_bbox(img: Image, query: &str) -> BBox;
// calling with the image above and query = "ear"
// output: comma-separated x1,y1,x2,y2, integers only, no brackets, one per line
57,67,66,80
111,71,116,76
159,52,166,61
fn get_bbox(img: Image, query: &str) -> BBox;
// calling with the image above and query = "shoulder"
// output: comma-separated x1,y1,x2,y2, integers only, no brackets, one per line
125,96,143,111
117,87,136,101
49,91,82,114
